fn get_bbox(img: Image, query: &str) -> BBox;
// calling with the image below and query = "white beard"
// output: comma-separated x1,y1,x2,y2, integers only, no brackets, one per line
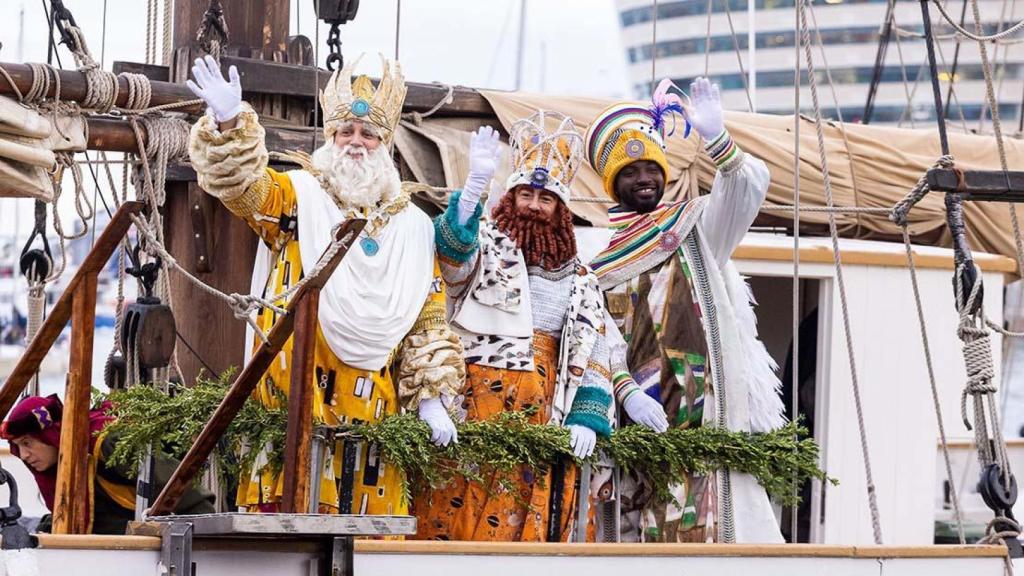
311,142,402,210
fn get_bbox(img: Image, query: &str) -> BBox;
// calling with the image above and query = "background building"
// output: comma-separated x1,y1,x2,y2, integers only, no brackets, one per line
616,0,1024,130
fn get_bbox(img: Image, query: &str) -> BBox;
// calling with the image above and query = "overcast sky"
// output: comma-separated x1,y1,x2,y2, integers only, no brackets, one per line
0,1,629,235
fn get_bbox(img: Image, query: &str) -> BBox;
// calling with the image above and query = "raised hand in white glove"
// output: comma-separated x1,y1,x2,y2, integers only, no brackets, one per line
457,125,502,225
418,397,458,447
186,55,243,124
568,424,597,459
623,392,670,433
683,77,725,142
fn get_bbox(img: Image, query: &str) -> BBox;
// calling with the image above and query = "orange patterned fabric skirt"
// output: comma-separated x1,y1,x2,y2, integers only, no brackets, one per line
412,332,588,541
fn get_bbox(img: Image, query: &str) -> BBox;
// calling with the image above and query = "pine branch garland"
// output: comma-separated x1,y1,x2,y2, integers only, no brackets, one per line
103,375,834,507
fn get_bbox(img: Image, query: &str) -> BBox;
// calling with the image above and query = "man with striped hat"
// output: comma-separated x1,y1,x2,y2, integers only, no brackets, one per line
585,77,786,543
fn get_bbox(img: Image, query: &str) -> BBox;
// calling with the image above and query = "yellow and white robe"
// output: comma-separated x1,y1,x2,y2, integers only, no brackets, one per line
188,105,465,515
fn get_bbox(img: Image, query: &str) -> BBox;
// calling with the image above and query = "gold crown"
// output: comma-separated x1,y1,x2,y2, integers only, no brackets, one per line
505,110,583,204
319,54,407,147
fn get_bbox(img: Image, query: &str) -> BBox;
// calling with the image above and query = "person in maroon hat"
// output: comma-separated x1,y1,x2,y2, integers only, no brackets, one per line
2,394,214,534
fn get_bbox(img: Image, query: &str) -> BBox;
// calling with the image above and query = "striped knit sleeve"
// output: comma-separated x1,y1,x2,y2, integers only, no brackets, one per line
564,331,614,438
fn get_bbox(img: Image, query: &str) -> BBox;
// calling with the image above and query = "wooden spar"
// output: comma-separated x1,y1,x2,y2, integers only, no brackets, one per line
85,116,323,155
0,202,145,417
147,219,365,518
0,62,201,112
280,290,320,513
927,168,1024,203
0,58,493,126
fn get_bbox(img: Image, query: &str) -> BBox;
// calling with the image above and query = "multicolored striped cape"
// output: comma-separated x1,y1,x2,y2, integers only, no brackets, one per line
590,197,707,290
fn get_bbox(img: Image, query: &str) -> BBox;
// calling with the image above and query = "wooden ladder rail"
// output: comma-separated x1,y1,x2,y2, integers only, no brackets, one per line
149,218,365,517
0,201,145,534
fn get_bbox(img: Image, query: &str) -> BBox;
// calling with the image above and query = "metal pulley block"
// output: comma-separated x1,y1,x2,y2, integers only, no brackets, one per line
0,468,34,550
20,200,53,284
18,249,51,284
104,352,128,391
314,0,360,70
978,463,1023,557
121,296,177,371
979,463,1017,513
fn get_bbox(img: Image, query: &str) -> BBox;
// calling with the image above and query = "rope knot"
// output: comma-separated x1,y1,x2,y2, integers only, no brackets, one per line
890,155,955,227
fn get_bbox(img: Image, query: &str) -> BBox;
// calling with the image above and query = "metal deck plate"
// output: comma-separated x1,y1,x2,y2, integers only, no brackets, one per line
147,513,416,537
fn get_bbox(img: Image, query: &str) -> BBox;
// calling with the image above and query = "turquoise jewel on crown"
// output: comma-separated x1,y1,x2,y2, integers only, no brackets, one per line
351,98,371,117
360,236,380,256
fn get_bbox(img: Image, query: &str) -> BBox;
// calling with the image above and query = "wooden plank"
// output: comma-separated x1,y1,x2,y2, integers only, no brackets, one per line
52,274,98,535
35,534,162,551
148,219,365,517
0,202,144,418
927,168,1024,202
731,243,1018,275
353,541,1008,559
280,290,319,513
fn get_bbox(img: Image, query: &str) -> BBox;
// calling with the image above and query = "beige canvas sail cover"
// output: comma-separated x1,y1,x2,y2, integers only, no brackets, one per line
395,89,1024,270
0,95,87,201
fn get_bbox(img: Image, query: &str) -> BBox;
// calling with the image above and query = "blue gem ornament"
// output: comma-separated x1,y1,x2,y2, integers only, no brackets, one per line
529,167,549,189
360,236,380,256
350,98,371,117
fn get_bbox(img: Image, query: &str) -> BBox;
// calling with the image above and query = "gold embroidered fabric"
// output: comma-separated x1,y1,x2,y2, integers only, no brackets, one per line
397,324,465,412
187,103,268,213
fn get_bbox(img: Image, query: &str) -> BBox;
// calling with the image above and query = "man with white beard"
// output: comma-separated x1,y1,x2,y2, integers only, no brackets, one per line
186,54,465,516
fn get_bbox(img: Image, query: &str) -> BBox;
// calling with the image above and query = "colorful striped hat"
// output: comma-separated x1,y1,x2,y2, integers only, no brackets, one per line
584,103,670,201
586,80,692,200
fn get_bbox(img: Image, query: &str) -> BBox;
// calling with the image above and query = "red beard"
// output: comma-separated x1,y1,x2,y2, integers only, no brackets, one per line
491,192,578,270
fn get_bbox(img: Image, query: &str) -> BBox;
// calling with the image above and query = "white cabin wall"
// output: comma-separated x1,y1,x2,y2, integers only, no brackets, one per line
818,264,1003,546
735,254,1006,546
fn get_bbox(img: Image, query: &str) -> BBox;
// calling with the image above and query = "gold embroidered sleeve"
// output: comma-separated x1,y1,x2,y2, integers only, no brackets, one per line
187,103,269,217
396,261,466,412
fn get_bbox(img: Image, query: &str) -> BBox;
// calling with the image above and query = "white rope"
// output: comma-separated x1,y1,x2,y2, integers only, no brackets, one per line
403,83,454,122
898,224,967,543
931,0,1024,41
800,0,884,543
789,0,804,542
162,0,173,66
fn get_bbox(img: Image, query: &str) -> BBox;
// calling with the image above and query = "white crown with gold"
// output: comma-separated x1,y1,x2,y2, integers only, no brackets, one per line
319,54,407,147
505,110,583,205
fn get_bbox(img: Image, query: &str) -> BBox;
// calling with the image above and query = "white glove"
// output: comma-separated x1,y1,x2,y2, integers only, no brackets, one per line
623,392,670,433
568,424,597,459
457,126,502,225
683,77,725,141
418,397,458,447
186,55,243,124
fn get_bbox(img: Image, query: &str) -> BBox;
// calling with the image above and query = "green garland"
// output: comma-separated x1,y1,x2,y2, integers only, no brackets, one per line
103,375,835,507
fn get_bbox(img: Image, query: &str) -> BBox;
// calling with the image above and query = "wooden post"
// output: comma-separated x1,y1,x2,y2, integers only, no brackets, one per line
149,219,364,517
280,291,320,513
52,274,97,534
173,0,290,58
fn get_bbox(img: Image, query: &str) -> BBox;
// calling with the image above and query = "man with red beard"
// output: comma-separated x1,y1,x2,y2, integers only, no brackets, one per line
414,111,642,542
186,54,464,516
